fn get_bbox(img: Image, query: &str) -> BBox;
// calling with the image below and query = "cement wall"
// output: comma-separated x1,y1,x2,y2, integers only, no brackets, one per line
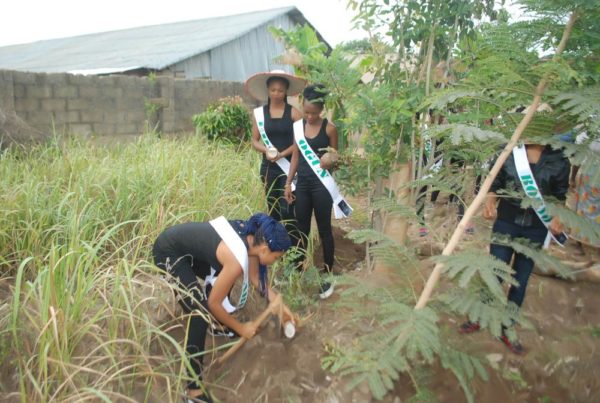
0,69,259,138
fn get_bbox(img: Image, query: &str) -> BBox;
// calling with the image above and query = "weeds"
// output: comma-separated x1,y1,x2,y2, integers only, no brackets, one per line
0,134,273,401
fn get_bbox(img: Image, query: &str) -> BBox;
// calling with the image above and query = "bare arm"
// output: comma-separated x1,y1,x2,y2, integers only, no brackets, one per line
284,144,299,203
320,122,339,170
482,192,497,220
326,121,339,150
210,242,258,339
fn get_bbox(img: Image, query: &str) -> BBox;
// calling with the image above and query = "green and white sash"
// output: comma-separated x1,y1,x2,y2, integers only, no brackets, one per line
205,216,249,313
293,120,352,219
512,144,567,248
254,107,296,191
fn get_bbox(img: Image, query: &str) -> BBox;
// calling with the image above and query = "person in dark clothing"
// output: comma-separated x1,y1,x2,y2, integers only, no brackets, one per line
459,142,570,355
284,84,339,300
245,70,305,238
152,213,294,402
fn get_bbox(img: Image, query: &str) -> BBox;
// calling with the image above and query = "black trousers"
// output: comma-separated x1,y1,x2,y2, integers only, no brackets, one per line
261,162,299,242
152,246,209,390
294,179,334,272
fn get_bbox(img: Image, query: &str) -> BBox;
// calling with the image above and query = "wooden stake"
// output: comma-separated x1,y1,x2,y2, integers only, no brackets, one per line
414,11,580,310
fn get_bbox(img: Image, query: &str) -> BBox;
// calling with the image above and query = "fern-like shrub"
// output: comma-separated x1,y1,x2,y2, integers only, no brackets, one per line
192,96,252,143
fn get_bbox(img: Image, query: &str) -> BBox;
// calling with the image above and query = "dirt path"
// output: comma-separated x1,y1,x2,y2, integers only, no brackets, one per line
206,203,600,403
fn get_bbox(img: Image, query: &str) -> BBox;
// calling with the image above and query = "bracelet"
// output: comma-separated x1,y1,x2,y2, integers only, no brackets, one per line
284,183,291,188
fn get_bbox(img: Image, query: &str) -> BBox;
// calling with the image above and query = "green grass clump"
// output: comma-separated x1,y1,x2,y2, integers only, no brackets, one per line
0,134,267,401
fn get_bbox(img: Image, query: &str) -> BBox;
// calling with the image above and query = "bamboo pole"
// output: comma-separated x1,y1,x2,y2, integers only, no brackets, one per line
414,11,579,310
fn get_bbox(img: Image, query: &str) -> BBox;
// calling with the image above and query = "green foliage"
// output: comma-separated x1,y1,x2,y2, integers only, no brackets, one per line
269,247,322,311
0,135,268,400
553,86,600,137
322,275,487,402
192,96,252,143
436,251,517,300
424,123,507,145
440,290,524,338
276,0,599,401
440,346,489,403
347,228,419,270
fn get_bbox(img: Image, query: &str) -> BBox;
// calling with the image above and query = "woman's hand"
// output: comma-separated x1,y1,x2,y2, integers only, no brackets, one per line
284,184,295,204
239,321,259,340
482,193,497,220
319,150,338,170
266,150,280,162
549,217,564,235
281,303,297,325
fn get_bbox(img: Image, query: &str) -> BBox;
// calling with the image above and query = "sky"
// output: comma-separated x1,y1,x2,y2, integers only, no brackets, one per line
0,0,367,47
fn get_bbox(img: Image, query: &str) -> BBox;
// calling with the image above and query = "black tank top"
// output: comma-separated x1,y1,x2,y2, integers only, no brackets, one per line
153,220,249,278
297,118,330,183
261,103,294,169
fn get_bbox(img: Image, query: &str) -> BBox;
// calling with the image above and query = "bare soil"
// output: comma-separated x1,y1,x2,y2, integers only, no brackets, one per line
206,199,600,403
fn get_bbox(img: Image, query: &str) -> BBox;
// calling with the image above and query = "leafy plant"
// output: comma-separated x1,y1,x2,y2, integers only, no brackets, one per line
192,96,252,143
306,0,599,401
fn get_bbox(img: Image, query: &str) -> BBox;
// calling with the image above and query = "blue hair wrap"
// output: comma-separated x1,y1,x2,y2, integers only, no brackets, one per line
242,213,292,252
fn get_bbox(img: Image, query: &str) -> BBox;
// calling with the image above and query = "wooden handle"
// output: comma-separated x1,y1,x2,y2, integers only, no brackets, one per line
216,294,282,365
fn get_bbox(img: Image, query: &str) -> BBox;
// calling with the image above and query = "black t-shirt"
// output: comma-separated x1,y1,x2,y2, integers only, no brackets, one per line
153,220,249,278
260,103,294,172
297,119,330,185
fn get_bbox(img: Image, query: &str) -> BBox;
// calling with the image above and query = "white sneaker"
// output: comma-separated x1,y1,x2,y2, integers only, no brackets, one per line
319,282,334,300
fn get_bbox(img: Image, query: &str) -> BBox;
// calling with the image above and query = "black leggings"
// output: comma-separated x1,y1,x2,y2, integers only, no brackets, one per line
295,180,334,272
152,249,209,390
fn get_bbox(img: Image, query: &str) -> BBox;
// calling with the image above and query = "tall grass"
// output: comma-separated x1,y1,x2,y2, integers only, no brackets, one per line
0,134,265,402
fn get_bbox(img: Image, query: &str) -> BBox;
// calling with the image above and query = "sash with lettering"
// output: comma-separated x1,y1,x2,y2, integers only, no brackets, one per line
205,216,250,313
293,120,352,219
254,107,296,191
512,144,567,248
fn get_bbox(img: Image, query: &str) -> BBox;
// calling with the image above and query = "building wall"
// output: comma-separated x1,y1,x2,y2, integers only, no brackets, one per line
0,69,259,138
172,15,294,82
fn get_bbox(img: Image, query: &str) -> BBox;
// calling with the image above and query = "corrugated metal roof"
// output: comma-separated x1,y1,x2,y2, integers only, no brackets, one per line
0,6,302,74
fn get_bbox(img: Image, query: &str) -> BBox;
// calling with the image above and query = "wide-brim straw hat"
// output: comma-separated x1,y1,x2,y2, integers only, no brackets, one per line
244,69,306,102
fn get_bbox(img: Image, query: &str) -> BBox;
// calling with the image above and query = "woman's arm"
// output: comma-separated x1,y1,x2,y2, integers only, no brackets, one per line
211,242,259,339
284,144,299,203
326,121,338,150
320,122,339,170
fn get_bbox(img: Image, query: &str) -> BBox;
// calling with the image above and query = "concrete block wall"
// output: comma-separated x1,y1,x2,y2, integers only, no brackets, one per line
0,69,258,138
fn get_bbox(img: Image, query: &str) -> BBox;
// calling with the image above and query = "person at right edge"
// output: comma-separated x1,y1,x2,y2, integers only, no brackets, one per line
459,138,570,355
284,85,345,300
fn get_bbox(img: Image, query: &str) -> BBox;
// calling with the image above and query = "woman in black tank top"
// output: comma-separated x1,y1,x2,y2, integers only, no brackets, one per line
284,85,339,300
152,213,295,401
246,71,304,238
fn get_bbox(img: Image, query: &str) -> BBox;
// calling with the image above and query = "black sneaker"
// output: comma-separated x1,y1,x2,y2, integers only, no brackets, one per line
319,281,334,300
208,324,238,338
185,392,214,403
498,332,525,355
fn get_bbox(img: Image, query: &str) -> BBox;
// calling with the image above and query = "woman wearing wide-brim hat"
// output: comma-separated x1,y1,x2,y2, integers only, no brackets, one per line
245,70,306,241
